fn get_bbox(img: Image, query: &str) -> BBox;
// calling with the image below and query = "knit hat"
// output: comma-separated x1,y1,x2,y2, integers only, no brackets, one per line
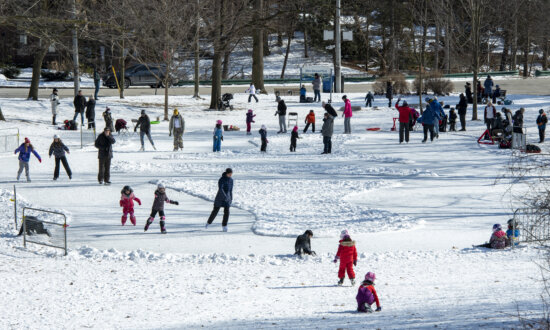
225,168,233,174
365,272,376,282
402,101,408,106
248,109,253,113
340,229,349,240
105,107,111,112
174,108,179,115
342,95,347,100
540,109,544,114
305,230,313,236
141,110,146,115
24,137,30,144
53,88,58,92
53,134,60,139
492,223,502,232
216,120,222,125
158,183,165,189
293,126,298,132
261,124,266,130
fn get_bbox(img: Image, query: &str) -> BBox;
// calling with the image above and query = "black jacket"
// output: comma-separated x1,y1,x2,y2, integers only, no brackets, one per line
513,110,524,128
73,95,86,113
457,96,468,115
49,141,69,158
295,232,314,255
86,99,96,120
135,115,151,133
95,132,116,159
291,130,299,142
277,101,287,116
449,111,457,123
324,104,338,117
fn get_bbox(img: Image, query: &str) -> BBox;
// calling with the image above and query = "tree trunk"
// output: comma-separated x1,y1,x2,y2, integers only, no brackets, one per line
389,0,396,72
251,0,265,93
434,23,440,71
0,105,5,121
499,29,509,71
120,40,125,99
222,50,230,80
303,27,309,58
193,0,200,98
543,38,549,71
511,15,518,70
27,45,48,101
263,29,270,56
277,32,283,47
209,50,223,109
280,33,292,79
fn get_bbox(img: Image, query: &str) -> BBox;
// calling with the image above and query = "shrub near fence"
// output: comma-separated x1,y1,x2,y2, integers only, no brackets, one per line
21,207,68,255
513,208,550,246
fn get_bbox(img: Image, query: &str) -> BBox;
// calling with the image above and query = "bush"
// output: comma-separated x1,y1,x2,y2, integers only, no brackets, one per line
413,71,453,96
0,66,21,79
373,72,410,95
41,70,71,81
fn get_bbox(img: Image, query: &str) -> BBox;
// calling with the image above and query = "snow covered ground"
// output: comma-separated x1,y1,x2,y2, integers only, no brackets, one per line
0,90,548,328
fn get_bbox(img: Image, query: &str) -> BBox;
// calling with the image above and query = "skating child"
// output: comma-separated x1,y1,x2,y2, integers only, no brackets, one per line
506,219,520,246
449,108,457,132
14,137,41,182
356,272,382,313
259,125,268,152
213,120,223,152
144,183,179,234
333,230,358,286
48,135,72,180
290,126,299,152
246,109,256,135
120,185,141,226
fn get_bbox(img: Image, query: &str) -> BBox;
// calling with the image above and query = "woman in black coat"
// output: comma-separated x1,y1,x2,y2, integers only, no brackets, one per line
457,93,468,131
205,168,233,232
86,96,96,129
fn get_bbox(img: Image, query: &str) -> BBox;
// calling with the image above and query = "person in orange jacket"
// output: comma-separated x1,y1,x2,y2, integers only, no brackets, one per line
303,110,316,133
333,230,358,286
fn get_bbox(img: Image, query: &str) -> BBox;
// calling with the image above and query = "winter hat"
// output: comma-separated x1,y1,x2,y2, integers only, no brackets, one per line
321,101,327,107
261,124,266,130
157,183,165,189
492,223,502,232
105,107,111,112
141,109,146,115
53,88,58,92
340,229,349,240
402,101,408,106
53,134,60,139
174,108,179,115
225,168,233,174
24,137,30,144
342,95,347,100
293,126,298,132
365,272,376,282
496,84,500,88
540,109,545,114
104,127,111,132
248,109,253,113
122,185,133,194
305,230,313,236
425,97,431,103
216,120,222,125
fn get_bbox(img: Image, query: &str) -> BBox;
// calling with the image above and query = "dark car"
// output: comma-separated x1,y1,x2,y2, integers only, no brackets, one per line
103,64,168,89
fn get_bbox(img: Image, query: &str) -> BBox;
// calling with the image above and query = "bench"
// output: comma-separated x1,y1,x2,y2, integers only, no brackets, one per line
274,87,301,97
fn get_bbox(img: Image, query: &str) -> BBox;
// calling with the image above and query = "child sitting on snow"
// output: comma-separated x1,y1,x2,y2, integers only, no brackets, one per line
290,126,299,152
506,219,520,246
144,183,179,234
476,224,508,249
334,229,358,286
120,185,141,226
356,272,382,313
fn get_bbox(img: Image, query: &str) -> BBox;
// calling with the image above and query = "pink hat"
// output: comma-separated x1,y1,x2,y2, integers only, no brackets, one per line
24,137,30,144
365,272,376,282
293,126,298,132
216,120,222,125
340,229,349,240
248,109,253,113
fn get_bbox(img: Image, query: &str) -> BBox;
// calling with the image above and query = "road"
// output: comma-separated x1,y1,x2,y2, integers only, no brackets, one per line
0,77,548,99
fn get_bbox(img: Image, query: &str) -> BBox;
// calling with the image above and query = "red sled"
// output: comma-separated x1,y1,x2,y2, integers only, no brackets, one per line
391,118,398,131
477,129,495,145
366,127,381,131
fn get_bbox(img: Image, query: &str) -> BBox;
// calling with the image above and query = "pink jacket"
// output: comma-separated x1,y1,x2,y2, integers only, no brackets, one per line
490,230,507,249
344,99,353,118
120,192,141,209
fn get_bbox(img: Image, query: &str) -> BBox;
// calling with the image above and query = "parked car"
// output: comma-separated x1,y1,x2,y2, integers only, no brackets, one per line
103,64,169,89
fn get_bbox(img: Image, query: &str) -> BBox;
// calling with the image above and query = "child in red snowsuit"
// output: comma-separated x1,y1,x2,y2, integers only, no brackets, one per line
120,185,141,226
334,234,358,286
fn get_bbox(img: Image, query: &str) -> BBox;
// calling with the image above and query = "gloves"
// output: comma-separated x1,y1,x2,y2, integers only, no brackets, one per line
353,260,357,266
221,136,224,141
376,306,382,312
39,159,42,163
137,200,142,206
173,201,179,205
333,259,338,263
119,200,123,207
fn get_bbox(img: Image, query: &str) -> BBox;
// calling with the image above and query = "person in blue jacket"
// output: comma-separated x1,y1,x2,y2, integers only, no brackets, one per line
506,219,520,246
205,168,234,232
419,100,440,143
484,75,494,100
14,137,41,182
213,120,223,152
426,98,445,138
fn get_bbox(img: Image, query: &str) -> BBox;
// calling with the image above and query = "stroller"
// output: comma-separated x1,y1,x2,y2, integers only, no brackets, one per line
115,119,129,135
61,120,78,131
218,93,234,110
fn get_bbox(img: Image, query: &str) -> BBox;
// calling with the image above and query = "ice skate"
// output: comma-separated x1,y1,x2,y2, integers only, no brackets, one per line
121,215,127,226
160,219,166,234
205,223,210,229
144,217,153,232
130,215,137,226
222,226,228,232
350,278,356,286
140,146,144,151
337,278,344,286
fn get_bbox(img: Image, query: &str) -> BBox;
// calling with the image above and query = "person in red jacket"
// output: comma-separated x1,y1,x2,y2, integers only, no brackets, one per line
304,110,316,133
395,98,412,144
120,185,141,226
333,233,358,286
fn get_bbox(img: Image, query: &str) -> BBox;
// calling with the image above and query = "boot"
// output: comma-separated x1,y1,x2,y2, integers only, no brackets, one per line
140,146,144,151
130,215,136,226
350,278,356,286
160,217,166,234
337,278,344,286
152,145,157,151
144,217,153,232
121,214,127,226
222,226,228,232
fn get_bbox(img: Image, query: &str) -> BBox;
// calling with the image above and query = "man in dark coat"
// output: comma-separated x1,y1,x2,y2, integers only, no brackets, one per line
321,112,334,154
85,95,96,129
465,82,473,104
134,109,156,151
94,127,116,185
295,230,316,256
457,93,468,131
73,90,87,125
386,81,393,107
275,99,287,133
513,108,525,134
205,168,233,232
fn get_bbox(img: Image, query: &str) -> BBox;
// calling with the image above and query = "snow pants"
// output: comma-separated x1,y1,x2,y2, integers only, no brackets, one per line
290,139,296,152
246,122,251,133
338,262,355,279
539,127,546,143
303,122,315,133
17,160,29,181
261,138,267,152
122,206,135,218
365,99,372,107
399,122,409,143
173,128,184,149
54,156,72,179
207,206,230,226
213,137,221,152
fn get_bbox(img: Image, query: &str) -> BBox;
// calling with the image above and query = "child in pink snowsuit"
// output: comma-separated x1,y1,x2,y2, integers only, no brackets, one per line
120,185,141,225
246,109,256,135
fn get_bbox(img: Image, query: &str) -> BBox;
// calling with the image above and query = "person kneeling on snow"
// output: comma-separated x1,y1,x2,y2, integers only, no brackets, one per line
476,224,508,249
356,272,382,313
295,230,316,256
334,230,358,286
144,183,179,234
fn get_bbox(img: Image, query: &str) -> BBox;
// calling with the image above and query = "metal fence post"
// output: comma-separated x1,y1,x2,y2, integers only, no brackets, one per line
80,123,83,149
63,215,67,256
13,184,17,230
22,211,26,248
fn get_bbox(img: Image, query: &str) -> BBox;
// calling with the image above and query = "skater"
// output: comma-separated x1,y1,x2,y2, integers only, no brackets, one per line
134,110,156,151
290,126,299,152
395,98,412,143
342,95,352,134
86,95,96,129
169,108,185,151
259,125,268,152
119,185,141,226
506,219,520,246
386,81,393,107
475,224,508,249
321,112,334,154
476,80,483,103
213,120,223,152
294,230,316,256
484,75,494,101
419,102,439,143
205,168,233,232
275,99,287,133
430,99,445,138
537,109,547,143
312,73,322,102
364,91,374,108
356,272,382,313
246,109,256,135
303,110,315,133
144,183,179,234
322,101,338,117
93,66,101,100
48,135,72,180
50,88,60,125
484,102,496,139
94,127,116,185
14,137,41,182
465,82,473,104
73,90,86,125
449,108,457,132
103,107,114,132
246,83,259,103
457,93,468,131
334,233,358,286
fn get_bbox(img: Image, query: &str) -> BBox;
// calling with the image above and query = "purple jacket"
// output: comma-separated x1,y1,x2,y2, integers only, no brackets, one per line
246,112,256,124
356,285,375,308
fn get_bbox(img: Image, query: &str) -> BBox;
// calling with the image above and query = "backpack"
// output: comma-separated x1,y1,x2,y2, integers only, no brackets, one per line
525,144,541,153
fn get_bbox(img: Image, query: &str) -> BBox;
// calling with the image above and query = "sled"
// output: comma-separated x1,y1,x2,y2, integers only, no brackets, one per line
477,129,495,145
391,118,398,131
248,140,259,147
150,121,160,124
366,127,381,131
